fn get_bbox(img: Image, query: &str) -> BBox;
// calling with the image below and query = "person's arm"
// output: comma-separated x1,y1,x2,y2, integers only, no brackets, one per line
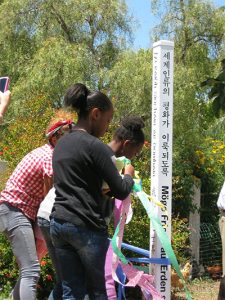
91,139,134,200
0,91,11,123
217,181,225,210
43,175,53,197
43,153,54,197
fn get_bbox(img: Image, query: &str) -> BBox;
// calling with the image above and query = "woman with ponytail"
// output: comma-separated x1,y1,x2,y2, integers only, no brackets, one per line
50,83,134,300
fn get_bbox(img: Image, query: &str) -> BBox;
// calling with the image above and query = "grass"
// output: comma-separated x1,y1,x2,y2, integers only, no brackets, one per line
173,277,220,300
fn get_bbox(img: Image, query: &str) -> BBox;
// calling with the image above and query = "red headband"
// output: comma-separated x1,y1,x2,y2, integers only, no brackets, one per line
46,120,74,139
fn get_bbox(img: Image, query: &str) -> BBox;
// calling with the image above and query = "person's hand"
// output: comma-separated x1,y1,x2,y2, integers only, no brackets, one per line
124,164,134,177
0,90,11,123
0,90,11,108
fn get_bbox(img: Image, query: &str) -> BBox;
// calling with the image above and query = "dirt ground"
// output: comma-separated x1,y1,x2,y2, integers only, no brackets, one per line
0,278,221,300
172,278,220,300
122,277,220,299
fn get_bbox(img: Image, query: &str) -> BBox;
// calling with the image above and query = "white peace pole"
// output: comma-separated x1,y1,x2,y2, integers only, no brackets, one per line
150,40,174,299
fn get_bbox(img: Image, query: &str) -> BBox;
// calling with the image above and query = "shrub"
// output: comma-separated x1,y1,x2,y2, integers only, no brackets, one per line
0,234,56,299
171,217,191,265
0,234,18,296
37,257,55,300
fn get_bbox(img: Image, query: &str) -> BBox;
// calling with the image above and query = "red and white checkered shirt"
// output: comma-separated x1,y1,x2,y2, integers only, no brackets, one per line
0,144,54,220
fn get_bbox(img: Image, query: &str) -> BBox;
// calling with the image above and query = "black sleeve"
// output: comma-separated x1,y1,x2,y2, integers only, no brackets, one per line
91,139,134,200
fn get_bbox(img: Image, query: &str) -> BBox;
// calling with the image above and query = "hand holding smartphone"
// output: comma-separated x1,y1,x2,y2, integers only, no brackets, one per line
0,77,11,123
0,77,10,93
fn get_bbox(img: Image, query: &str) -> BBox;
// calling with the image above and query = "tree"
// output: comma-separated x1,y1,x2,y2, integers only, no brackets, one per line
201,58,225,118
152,0,225,64
108,49,152,129
0,0,133,115
150,0,225,216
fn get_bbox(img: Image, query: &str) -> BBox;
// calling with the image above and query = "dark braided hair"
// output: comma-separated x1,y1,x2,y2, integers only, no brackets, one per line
114,116,145,145
64,83,112,118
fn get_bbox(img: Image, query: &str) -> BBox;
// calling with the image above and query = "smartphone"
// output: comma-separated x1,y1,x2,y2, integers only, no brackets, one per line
0,77,10,93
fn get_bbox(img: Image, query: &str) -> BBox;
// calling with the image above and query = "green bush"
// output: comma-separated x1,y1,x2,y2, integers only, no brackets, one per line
0,95,53,171
37,257,55,300
0,234,18,296
171,217,191,265
0,233,56,299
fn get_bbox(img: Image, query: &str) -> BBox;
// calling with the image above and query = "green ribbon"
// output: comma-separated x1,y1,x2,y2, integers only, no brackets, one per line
111,217,129,265
111,179,192,300
135,182,192,300
111,157,192,299
133,179,142,192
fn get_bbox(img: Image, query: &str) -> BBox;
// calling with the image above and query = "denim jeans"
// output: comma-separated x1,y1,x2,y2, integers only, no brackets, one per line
0,203,40,300
50,218,109,300
37,217,63,300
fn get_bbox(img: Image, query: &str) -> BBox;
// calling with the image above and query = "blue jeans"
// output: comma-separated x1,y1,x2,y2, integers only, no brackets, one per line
0,203,40,300
37,217,63,300
50,218,109,300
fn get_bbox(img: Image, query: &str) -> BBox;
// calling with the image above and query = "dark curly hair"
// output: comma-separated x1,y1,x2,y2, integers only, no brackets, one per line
113,116,145,145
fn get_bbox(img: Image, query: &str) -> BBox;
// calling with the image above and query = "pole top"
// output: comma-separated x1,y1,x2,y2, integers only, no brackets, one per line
153,40,174,48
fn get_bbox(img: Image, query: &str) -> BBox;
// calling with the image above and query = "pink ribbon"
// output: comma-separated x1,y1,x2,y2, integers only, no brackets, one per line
110,196,163,300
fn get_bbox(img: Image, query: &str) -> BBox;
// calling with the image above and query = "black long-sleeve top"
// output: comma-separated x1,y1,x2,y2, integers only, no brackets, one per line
51,130,133,231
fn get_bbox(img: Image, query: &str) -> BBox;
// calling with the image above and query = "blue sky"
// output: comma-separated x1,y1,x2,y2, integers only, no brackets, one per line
126,0,225,49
